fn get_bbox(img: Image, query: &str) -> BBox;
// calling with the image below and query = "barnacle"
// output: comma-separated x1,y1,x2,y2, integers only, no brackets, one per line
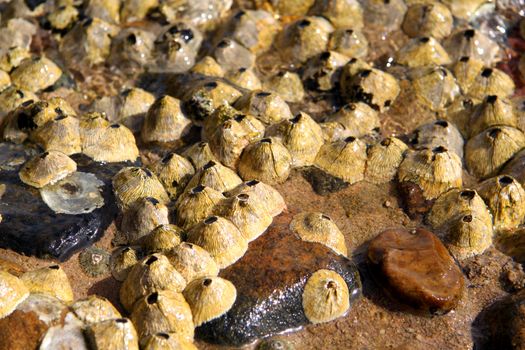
226,179,286,217
115,88,156,132
411,66,460,111
309,0,363,29
120,0,159,23
365,137,408,184
86,318,139,350
141,96,192,144
361,0,407,32
396,37,451,68
213,38,255,72
443,29,500,65
222,192,272,242
440,97,479,138
20,265,73,303
226,68,262,91
71,295,121,325
166,242,220,283
446,211,493,260
467,67,515,100
290,212,347,256
109,28,155,70
142,333,198,350
452,56,485,94
264,71,305,103
31,115,81,155
141,224,183,255
120,197,170,244
325,102,380,138
191,56,225,78
0,270,29,319
11,57,62,92
402,3,452,40
469,95,517,137
409,120,464,159
328,30,368,59
0,87,38,118
149,152,195,199
303,51,351,91
186,160,243,193
182,142,219,170
19,151,76,189
174,185,226,229
110,246,141,282
234,90,293,125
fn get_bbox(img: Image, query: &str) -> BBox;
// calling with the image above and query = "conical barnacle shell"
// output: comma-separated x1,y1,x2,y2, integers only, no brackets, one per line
411,66,460,111
190,56,225,77
302,269,350,324
130,290,194,342
183,276,237,327
266,112,324,167
314,136,367,184
445,211,493,260
141,224,183,255
149,152,195,199
398,147,463,200
365,137,408,184
19,151,76,188
120,254,187,312
1,100,49,143
166,242,219,283
0,270,29,319
213,38,255,72
339,58,373,87
86,318,139,350
319,121,354,142
0,87,38,118
11,57,62,92
120,0,157,22
396,37,451,68
110,246,141,282
225,179,286,217
31,115,81,155
186,160,242,193
141,96,192,144
443,28,500,64
142,333,197,350
182,142,219,170
234,90,293,125
20,265,73,303
186,216,248,269
325,102,380,138
467,67,515,100
264,71,305,103
452,56,484,94
410,120,464,158
427,188,492,230
440,97,479,138
402,3,453,40
79,112,110,149
469,95,517,137
83,122,139,162
328,30,368,60
290,212,347,256
238,137,292,185
443,0,486,20
465,126,525,179
310,0,363,29
477,175,525,233
222,192,272,242
223,9,279,54
175,185,226,229
112,167,170,211
71,295,121,325
120,197,169,244
303,50,351,91
116,87,156,132
226,67,262,91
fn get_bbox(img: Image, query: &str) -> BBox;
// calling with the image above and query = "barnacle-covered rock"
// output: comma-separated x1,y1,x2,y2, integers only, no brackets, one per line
467,67,515,100
302,51,350,91
0,270,28,319
141,96,192,144
31,115,81,155
409,120,464,158
71,295,121,325
327,30,368,59
325,102,380,138
166,242,220,283
154,22,203,73
238,138,292,185
365,137,408,184
234,90,293,125
86,318,139,350
109,28,155,70
149,152,195,199
120,197,169,244
19,151,76,188
174,185,226,229
396,37,451,68
309,0,363,29
226,179,286,217
402,3,453,40
141,224,183,254
10,57,62,93
142,333,198,350
361,0,407,33
264,71,305,103
465,126,525,179
222,192,272,242
411,66,460,111
226,68,262,91
452,56,485,94
120,0,158,23
469,95,517,137
182,142,219,170
443,29,500,64
213,38,255,72
186,160,242,193
110,246,141,282
20,265,73,303
290,212,347,256
191,56,225,78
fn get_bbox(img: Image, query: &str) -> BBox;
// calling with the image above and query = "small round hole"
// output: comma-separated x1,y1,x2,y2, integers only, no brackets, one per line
499,176,513,187
147,292,158,304
203,278,212,286
204,216,218,225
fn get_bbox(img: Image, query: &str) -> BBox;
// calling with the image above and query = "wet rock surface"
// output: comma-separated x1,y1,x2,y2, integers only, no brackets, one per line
195,211,362,346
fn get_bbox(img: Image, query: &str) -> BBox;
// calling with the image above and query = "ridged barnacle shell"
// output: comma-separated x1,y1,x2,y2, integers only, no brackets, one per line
398,147,463,200
19,151,76,188
110,246,141,282
71,295,121,325
11,56,62,92
361,0,407,32
142,332,198,350
213,38,255,72
411,66,460,111
234,90,293,125
446,210,493,260
112,167,170,211
365,137,408,184
328,29,368,59
186,160,242,193
290,212,347,256
465,126,525,179
183,276,237,327
264,71,305,103
182,142,219,170
339,58,373,87
303,51,351,91
440,97,479,138
190,56,225,78
114,87,156,132
79,112,109,150
469,95,517,137
31,115,81,155
319,121,354,142
314,136,367,184
225,179,286,217
302,269,350,324
309,0,363,29
325,102,380,138
409,120,464,159
120,197,170,244
109,27,155,69
141,96,192,144
166,242,220,283
452,56,485,94
186,216,248,269
467,67,515,100
0,270,29,319
130,290,194,342
141,224,183,255
443,0,486,20
149,152,195,199
120,254,187,312
86,318,139,350
443,28,500,65
226,67,262,91
20,265,73,303
174,185,226,230
396,37,451,68
402,3,453,40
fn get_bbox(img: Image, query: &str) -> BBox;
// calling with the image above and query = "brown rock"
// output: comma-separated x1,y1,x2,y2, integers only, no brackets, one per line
0,310,49,350
368,227,465,314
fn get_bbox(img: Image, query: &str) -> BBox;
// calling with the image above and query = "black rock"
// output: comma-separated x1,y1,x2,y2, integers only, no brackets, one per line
302,166,349,195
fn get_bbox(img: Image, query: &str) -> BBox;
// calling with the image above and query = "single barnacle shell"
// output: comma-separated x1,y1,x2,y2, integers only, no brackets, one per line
222,192,272,242
467,67,515,100
120,254,187,312
442,0,486,20
0,270,29,319
186,160,242,193
314,136,367,184
120,197,170,244
440,97,479,138
112,167,170,211
32,115,81,155
264,71,305,103
88,123,139,163
142,333,198,350
182,142,218,170
238,137,292,185
115,88,156,132
149,152,195,199
190,56,225,78
327,30,368,59
402,3,453,40
141,96,192,144
290,212,347,256
276,17,334,64
396,37,451,68
266,112,324,167
130,290,194,342
141,224,183,255
0,87,38,118
19,151,76,188
443,29,500,65
398,147,463,200
361,0,407,33
110,246,141,282
11,57,62,92
446,211,493,259
154,23,203,74
465,126,525,179
174,185,226,229
309,0,363,29
84,0,121,24
365,137,408,184
342,68,400,112
234,90,293,125
213,38,255,72
182,276,237,327
302,269,350,324
409,120,464,159
226,179,286,217
0,47,31,73
166,242,219,283
303,51,351,91
86,318,139,350
411,66,460,111
469,95,517,137
79,112,110,149
325,102,380,138
452,56,484,94
120,0,158,23
109,28,155,70
226,68,262,91
20,265,73,303
477,175,525,232
319,121,354,142
71,295,121,325
186,216,248,269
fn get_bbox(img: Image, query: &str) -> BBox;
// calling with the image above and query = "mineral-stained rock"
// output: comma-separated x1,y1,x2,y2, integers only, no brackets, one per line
195,212,361,346
368,228,465,314
0,310,49,350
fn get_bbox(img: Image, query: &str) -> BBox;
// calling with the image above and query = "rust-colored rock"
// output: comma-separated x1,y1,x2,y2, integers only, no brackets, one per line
368,227,464,314
0,310,49,350
398,181,434,219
